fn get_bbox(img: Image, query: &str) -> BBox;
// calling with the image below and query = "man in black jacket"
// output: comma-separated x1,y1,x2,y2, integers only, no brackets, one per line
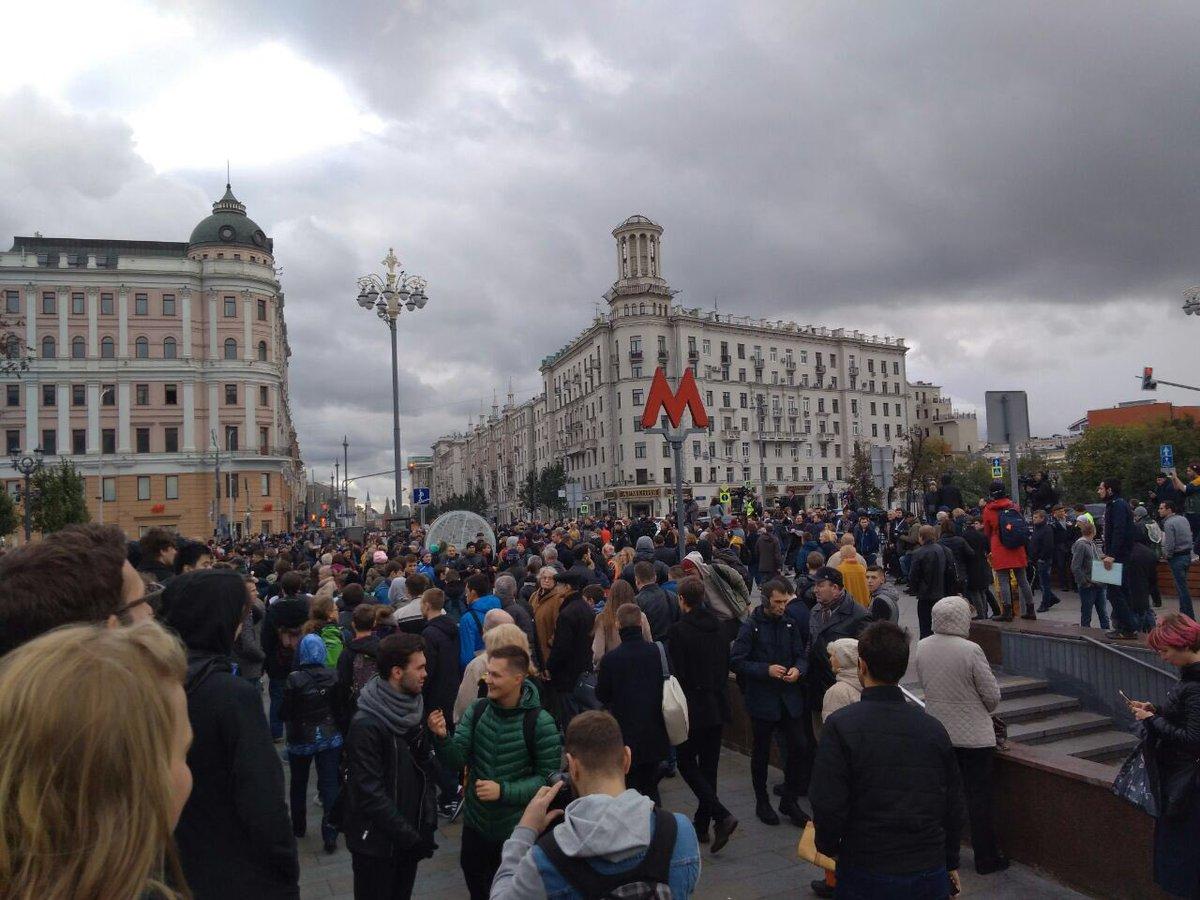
1101,477,1140,639
420,588,464,817
730,578,809,828
935,474,965,515
1030,510,1061,613
666,576,738,851
810,621,964,897
262,570,310,741
545,570,597,726
160,569,299,899
343,633,439,899
908,525,948,638
634,560,680,641
620,535,671,587
596,603,671,805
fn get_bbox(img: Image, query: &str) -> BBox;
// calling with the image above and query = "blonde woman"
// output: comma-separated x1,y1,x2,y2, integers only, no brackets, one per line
611,546,636,580
454,618,534,722
0,621,193,900
592,580,651,666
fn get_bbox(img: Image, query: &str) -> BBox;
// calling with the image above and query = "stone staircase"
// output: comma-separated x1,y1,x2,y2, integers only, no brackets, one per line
904,671,1138,769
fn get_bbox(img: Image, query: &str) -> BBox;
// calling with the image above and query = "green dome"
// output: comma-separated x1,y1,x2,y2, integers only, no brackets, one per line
188,184,272,252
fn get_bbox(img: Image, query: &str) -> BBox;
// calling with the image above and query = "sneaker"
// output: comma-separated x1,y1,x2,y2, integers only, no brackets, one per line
755,799,780,826
779,799,809,828
710,814,738,853
810,879,836,898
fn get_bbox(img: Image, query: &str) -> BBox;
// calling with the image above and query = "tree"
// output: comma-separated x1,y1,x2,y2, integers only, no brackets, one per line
537,462,567,514
29,460,90,534
0,487,17,538
846,442,881,509
427,482,490,519
1062,419,1200,505
894,431,951,512
517,468,541,518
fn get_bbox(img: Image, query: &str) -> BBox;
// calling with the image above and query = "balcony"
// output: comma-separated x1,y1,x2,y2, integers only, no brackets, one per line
751,354,764,369
720,353,731,364
815,363,826,374
629,349,643,361
848,365,859,376
657,349,669,363
687,348,700,361
783,358,796,370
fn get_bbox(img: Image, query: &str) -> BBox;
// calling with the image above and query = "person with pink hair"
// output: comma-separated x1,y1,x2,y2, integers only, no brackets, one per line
1127,613,1200,897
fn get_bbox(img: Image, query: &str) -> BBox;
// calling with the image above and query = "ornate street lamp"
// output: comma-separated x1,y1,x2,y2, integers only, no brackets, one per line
10,447,44,542
354,249,429,510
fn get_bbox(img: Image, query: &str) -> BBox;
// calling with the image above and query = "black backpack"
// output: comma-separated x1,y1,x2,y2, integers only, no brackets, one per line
536,808,677,899
997,508,1029,550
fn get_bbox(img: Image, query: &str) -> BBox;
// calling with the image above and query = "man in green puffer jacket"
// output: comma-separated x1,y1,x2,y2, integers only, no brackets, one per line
428,644,561,900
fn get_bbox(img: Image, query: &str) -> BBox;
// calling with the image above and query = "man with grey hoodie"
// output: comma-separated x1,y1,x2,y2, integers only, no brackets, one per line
490,710,701,899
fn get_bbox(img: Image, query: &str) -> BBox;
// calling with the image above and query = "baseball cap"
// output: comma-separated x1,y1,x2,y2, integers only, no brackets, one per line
812,566,844,587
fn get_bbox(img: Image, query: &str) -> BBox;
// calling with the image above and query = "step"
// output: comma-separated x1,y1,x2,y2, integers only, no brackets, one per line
994,692,1079,723
994,674,1050,700
1006,710,1112,744
1043,728,1139,761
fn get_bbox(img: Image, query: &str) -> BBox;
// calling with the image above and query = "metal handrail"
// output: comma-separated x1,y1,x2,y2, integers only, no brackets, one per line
1079,635,1178,683
899,685,926,707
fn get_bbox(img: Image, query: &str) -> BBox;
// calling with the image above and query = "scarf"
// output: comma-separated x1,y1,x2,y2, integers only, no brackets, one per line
357,675,424,734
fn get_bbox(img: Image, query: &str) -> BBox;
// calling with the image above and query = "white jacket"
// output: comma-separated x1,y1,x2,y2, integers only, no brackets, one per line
915,596,1000,748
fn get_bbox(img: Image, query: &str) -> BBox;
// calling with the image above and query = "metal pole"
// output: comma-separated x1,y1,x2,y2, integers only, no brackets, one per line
389,319,403,515
342,435,349,519
757,394,768,515
673,438,687,564
22,471,31,542
212,431,221,539
1001,395,1019,506
334,460,340,521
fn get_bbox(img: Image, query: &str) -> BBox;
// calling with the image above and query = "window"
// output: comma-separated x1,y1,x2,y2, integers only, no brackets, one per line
164,384,177,405
72,429,86,455
70,335,85,359
158,337,176,361
257,340,267,361
100,477,116,502
165,475,179,499
100,293,114,315
41,384,55,407
165,427,178,453
257,298,267,321
42,292,56,315
71,384,85,406
101,384,115,406
101,429,115,454
259,427,269,453
134,294,148,316
100,336,114,359
632,389,643,406
225,425,238,451
40,336,55,358
162,294,176,316
4,291,18,315
225,384,238,404
261,473,271,496
634,442,646,459
135,428,150,453
5,429,19,454
134,336,149,358
71,293,85,315
737,343,745,359
259,385,268,406
137,476,151,500
41,429,57,455
224,338,237,360
224,296,237,317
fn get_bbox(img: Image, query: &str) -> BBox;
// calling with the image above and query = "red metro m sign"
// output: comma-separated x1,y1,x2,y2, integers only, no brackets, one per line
640,367,710,430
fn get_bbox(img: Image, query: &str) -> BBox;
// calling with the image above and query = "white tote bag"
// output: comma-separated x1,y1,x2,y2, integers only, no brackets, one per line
655,641,690,746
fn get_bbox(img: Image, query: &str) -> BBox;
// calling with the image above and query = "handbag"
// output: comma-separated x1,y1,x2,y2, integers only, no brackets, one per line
571,668,602,712
1112,739,1159,818
655,641,690,746
797,821,836,872
992,714,1008,749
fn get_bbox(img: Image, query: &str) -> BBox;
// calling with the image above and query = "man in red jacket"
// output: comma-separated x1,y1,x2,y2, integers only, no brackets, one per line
981,481,1034,621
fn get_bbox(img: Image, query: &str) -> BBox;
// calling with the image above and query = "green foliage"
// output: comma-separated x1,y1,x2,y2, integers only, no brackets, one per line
29,460,90,534
1062,419,1200,505
895,432,952,507
846,442,881,508
427,482,490,519
517,469,541,516
0,487,17,537
537,462,567,514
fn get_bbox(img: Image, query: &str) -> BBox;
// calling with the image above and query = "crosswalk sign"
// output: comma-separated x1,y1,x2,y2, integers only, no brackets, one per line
719,488,731,506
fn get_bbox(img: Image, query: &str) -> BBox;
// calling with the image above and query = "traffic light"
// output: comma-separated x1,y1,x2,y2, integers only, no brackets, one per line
1142,366,1157,391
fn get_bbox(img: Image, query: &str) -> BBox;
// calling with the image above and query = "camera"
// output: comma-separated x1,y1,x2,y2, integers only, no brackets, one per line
547,769,574,812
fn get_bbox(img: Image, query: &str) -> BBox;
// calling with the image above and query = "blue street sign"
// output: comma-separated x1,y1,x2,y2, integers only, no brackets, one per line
1161,444,1175,470
991,457,1002,468
412,487,430,505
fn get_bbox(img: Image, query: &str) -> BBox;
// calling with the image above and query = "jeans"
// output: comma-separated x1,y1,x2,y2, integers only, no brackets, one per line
676,724,730,830
268,675,286,740
1169,553,1195,619
964,588,989,619
1078,585,1111,630
835,864,951,899
288,746,341,844
899,553,913,579
352,851,420,900
956,747,1001,871
1036,560,1059,608
461,825,504,900
995,567,1033,616
750,712,805,802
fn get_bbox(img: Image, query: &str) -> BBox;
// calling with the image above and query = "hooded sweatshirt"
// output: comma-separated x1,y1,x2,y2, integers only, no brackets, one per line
915,596,1000,748
160,569,299,898
490,788,701,899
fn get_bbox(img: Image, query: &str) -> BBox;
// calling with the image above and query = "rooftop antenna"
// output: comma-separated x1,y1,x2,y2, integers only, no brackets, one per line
507,378,514,408
226,159,231,188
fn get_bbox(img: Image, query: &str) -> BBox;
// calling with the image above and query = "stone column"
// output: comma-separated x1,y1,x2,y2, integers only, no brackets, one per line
183,381,196,452
117,286,129,358
180,287,193,358
57,286,68,353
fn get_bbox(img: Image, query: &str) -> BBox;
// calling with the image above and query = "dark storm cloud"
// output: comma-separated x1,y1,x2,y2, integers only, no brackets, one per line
10,2,1200,502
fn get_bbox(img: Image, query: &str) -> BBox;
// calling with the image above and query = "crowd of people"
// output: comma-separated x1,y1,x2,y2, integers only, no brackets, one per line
0,466,1198,899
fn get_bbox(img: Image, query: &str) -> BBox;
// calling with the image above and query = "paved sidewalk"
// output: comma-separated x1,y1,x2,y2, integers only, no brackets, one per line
293,745,1091,899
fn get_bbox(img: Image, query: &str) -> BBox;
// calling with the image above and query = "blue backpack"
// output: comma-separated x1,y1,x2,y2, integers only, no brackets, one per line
997,508,1029,549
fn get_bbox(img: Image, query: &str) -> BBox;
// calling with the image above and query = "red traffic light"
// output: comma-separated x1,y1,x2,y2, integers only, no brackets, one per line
1142,367,1157,390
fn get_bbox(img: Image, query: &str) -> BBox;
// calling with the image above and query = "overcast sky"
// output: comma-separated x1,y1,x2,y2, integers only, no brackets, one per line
3,1,1199,506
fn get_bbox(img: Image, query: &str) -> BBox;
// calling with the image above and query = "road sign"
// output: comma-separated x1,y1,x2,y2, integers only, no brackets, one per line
719,489,731,506
1161,444,1175,470
412,487,430,505
579,503,589,515
870,445,895,492
984,391,1030,445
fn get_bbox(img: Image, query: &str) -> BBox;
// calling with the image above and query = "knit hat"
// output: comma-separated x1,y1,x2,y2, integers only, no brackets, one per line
372,550,388,565
988,480,1007,499
1133,505,1148,521
635,536,655,552
681,551,707,573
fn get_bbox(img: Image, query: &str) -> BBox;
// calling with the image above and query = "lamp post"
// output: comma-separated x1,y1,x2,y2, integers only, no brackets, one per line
354,248,429,512
10,447,44,542
1183,286,1200,316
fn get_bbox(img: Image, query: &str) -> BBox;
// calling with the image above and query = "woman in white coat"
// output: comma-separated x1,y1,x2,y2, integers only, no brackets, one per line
915,595,1008,876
